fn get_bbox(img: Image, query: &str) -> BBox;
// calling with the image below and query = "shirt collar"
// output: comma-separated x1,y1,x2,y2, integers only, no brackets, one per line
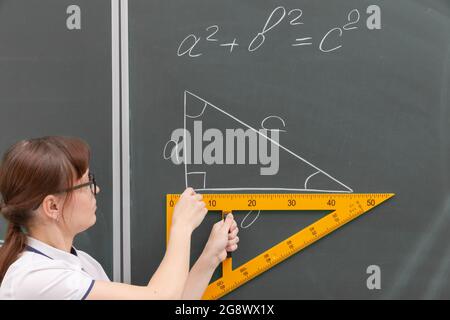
26,236,81,266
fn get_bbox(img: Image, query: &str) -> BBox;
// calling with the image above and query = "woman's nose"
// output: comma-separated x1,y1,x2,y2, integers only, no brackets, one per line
96,185,101,194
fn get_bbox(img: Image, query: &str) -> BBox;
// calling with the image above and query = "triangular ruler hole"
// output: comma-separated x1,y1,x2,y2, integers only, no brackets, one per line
231,210,333,269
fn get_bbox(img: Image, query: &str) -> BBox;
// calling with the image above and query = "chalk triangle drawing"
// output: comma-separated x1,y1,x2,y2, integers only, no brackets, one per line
183,90,353,193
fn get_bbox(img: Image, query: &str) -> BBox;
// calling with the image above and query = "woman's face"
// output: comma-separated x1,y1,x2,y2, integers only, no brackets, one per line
62,169,100,235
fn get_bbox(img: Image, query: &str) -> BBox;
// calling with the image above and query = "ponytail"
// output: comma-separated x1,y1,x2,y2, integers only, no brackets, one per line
0,222,27,283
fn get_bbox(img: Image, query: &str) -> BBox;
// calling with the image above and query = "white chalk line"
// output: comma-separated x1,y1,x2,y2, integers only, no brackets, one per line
240,210,261,229
193,188,351,193
186,102,208,118
186,171,206,189
184,92,188,187
163,139,180,163
261,115,287,132
304,171,321,189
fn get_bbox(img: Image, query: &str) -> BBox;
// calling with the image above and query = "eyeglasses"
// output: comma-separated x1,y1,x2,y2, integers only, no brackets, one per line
31,173,98,211
60,172,98,196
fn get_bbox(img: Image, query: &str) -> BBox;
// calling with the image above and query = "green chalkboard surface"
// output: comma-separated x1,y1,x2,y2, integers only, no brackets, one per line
128,0,450,298
0,0,114,278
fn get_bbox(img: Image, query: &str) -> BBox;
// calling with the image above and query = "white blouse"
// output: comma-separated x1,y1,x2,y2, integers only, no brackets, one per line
0,236,110,300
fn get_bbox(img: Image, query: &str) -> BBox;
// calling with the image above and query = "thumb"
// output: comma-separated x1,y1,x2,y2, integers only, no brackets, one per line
221,213,234,232
182,187,195,197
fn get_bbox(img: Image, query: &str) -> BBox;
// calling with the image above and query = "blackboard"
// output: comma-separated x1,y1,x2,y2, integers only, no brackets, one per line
0,0,116,279
128,0,450,299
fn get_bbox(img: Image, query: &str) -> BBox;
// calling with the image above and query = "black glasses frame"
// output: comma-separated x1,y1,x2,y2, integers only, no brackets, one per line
59,172,97,196
31,173,97,211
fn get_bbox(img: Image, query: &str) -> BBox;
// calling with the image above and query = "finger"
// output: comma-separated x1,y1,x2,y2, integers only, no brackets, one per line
229,220,238,232
214,219,224,227
222,213,234,231
197,201,206,208
194,193,203,201
185,187,194,195
182,187,195,197
227,236,239,246
226,244,238,252
228,228,238,239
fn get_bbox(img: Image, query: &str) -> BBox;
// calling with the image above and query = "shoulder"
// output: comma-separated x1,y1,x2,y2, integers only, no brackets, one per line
74,249,100,267
74,249,110,281
0,251,95,300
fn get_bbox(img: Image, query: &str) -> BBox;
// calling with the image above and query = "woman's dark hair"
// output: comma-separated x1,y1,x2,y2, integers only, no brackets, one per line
0,136,90,283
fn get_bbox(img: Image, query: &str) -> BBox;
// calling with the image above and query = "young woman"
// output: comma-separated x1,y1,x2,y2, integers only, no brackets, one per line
0,136,239,299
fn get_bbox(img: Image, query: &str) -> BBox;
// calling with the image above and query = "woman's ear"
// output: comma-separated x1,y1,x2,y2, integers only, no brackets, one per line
41,195,63,221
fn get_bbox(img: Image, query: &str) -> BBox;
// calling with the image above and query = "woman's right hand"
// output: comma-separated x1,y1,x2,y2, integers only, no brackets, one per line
171,187,208,233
